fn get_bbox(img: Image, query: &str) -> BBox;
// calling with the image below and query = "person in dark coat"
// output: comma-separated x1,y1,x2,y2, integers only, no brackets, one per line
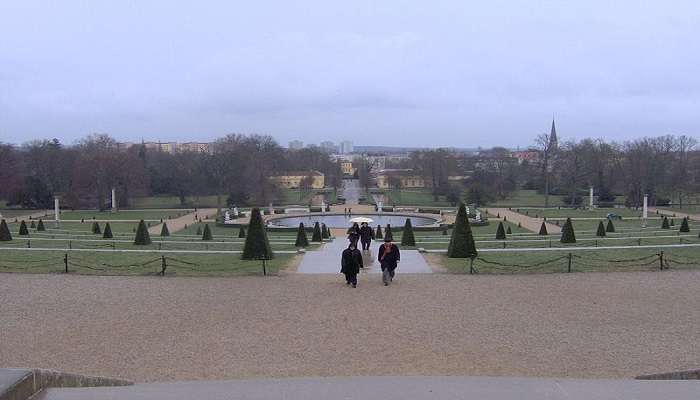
359,222,374,251
378,237,400,286
347,222,360,247
341,242,363,287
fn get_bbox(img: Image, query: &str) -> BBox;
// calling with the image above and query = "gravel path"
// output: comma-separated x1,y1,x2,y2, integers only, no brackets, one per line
1,271,699,382
148,208,217,235
489,208,562,234
650,207,700,222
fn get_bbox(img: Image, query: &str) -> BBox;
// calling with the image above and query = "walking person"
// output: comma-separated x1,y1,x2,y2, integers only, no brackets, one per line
341,242,363,287
378,237,400,286
359,222,374,251
347,222,360,247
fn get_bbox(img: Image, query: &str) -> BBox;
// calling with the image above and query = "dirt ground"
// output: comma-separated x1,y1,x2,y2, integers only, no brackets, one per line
1,271,699,382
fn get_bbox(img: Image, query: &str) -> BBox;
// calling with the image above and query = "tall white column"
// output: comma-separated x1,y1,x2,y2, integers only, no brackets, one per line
54,197,60,221
589,187,594,208
642,194,648,227
111,188,117,212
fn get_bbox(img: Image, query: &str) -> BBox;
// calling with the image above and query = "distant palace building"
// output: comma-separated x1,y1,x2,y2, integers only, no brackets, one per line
269,170,325,189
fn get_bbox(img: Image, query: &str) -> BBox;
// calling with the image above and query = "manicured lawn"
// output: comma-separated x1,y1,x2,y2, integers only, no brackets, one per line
488,190,568,207
0,209,51,219
58,210,192,221
503,207,644,219
385,189,453,207
131,195,220,208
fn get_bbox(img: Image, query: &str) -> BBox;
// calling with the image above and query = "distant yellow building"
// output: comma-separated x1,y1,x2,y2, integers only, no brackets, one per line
341,161,355,176
376,169,425,189
270,170,325,189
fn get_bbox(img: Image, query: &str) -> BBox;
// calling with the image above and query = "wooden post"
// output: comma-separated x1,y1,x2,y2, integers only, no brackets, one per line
262,256,267,276
161,256,166,276
64,253,68,273
469,257,475,274
567,252,572,273
659,251,664,270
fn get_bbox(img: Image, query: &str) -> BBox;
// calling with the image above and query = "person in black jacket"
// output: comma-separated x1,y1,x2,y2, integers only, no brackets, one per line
377,237,400,286
359,222,374,251
347,222,360,247
341,242,363,287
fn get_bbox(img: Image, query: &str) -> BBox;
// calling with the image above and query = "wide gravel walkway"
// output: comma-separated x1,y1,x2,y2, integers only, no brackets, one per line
1,271,699,382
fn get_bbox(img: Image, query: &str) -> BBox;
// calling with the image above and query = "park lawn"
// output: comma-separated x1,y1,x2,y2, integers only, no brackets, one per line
1,209,51,219
174,222,298,238
6,221,155,236
58,210,192,221
658,206,700,216
437,246,700,274
385,189,453,207
131,195,221,209
504,207,645,219
0,249,294,276
275,188,315,205
487,190,568,207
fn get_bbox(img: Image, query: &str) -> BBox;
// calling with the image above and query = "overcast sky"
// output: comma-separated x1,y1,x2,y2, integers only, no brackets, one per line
1,1,699,148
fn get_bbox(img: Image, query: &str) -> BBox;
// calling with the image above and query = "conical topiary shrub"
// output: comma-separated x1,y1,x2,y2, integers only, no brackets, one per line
495,221,506,240
606,219,615,232
560,217,576,243
134,219,152,245
37,219,46,231
103,222,113,239
447,203,477,258
596,220,606,237
160,222,170,237
670,218,675,227
661,216,670,229
0,219,12,241
538,222,548,235
384,224,394,241
242,208,273,260
401,218,416,246
321,223,330,239
238,226,246,238
295,222,309,248
311,221,322,242
506,226,512,234
92,221,101,234
30,220,36,229
18,220,29,236
680,217,690,233
196,226,202,235
375,225,383,239
443,227,449,235
202,224,213,240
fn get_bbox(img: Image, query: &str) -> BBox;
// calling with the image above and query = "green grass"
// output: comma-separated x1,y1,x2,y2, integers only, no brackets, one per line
385,189,453,207
1,209,51,219
505,207,644,219
58,210,193,221
131,195,221,209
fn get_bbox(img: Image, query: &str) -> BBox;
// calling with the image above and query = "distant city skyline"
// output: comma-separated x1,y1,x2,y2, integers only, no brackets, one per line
2,1,699,147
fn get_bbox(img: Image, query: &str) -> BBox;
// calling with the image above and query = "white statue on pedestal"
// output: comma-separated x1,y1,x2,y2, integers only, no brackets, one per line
224,211,231,224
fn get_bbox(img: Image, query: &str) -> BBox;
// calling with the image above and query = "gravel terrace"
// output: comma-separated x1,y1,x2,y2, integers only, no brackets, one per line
1,271,699,382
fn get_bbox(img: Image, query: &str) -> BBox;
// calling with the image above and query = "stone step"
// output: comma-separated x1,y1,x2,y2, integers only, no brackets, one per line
0,368,131,400
34,376,700,400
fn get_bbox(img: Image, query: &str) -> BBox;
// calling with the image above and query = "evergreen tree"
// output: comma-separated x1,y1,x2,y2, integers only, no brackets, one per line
321,223,330,239
506,226,512,234
202,224,213,240
0,219,13,241
375,225,383,239
680,217,690,233
103,222,113,239
133,219,152,245
238,226,246,238
241,208,273,260
661,216,670,229
447,203,478,258
670,218,675,227
596,220,606,237
495,221,506,240
560,217,576,243
311,221,323,242
37,219,46,231
384,224,394,241
18,220,29,235
401,218,416,246
606,219,615,232
30,220,36,229
91,221,101,234
160,222,170,237
196,226,202,235
538,222,548,235
295,222,309,247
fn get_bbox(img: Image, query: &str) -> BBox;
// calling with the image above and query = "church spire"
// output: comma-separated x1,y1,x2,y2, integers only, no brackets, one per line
549,119,558,150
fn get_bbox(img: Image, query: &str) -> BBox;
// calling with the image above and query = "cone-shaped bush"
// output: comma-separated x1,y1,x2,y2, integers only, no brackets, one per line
295,223,309,247
18,220,29,235
506,226,512,234
661,216,670,229
670,219,675,227
495,221,506,240
91,221,101,234
321,223,330,239
238,226,246,238
196,226,202,235
680,217,690,233
560,217,576,243
241,208,273,260
311,221,323,242
606,219,615,232
30,220,36,229
103,222,113,239
375,225,383,239
133,219,152,245
401,218,416,246
447,203,478,258
160,222,170,237
0,219,12,241
202,224,213,240
384,224,394,241
442,227,448,235
596,220,606,237
538,222,548,235
37,219,46,231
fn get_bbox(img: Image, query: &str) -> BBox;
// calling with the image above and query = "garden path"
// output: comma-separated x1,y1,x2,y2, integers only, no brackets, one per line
489,208,562,234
